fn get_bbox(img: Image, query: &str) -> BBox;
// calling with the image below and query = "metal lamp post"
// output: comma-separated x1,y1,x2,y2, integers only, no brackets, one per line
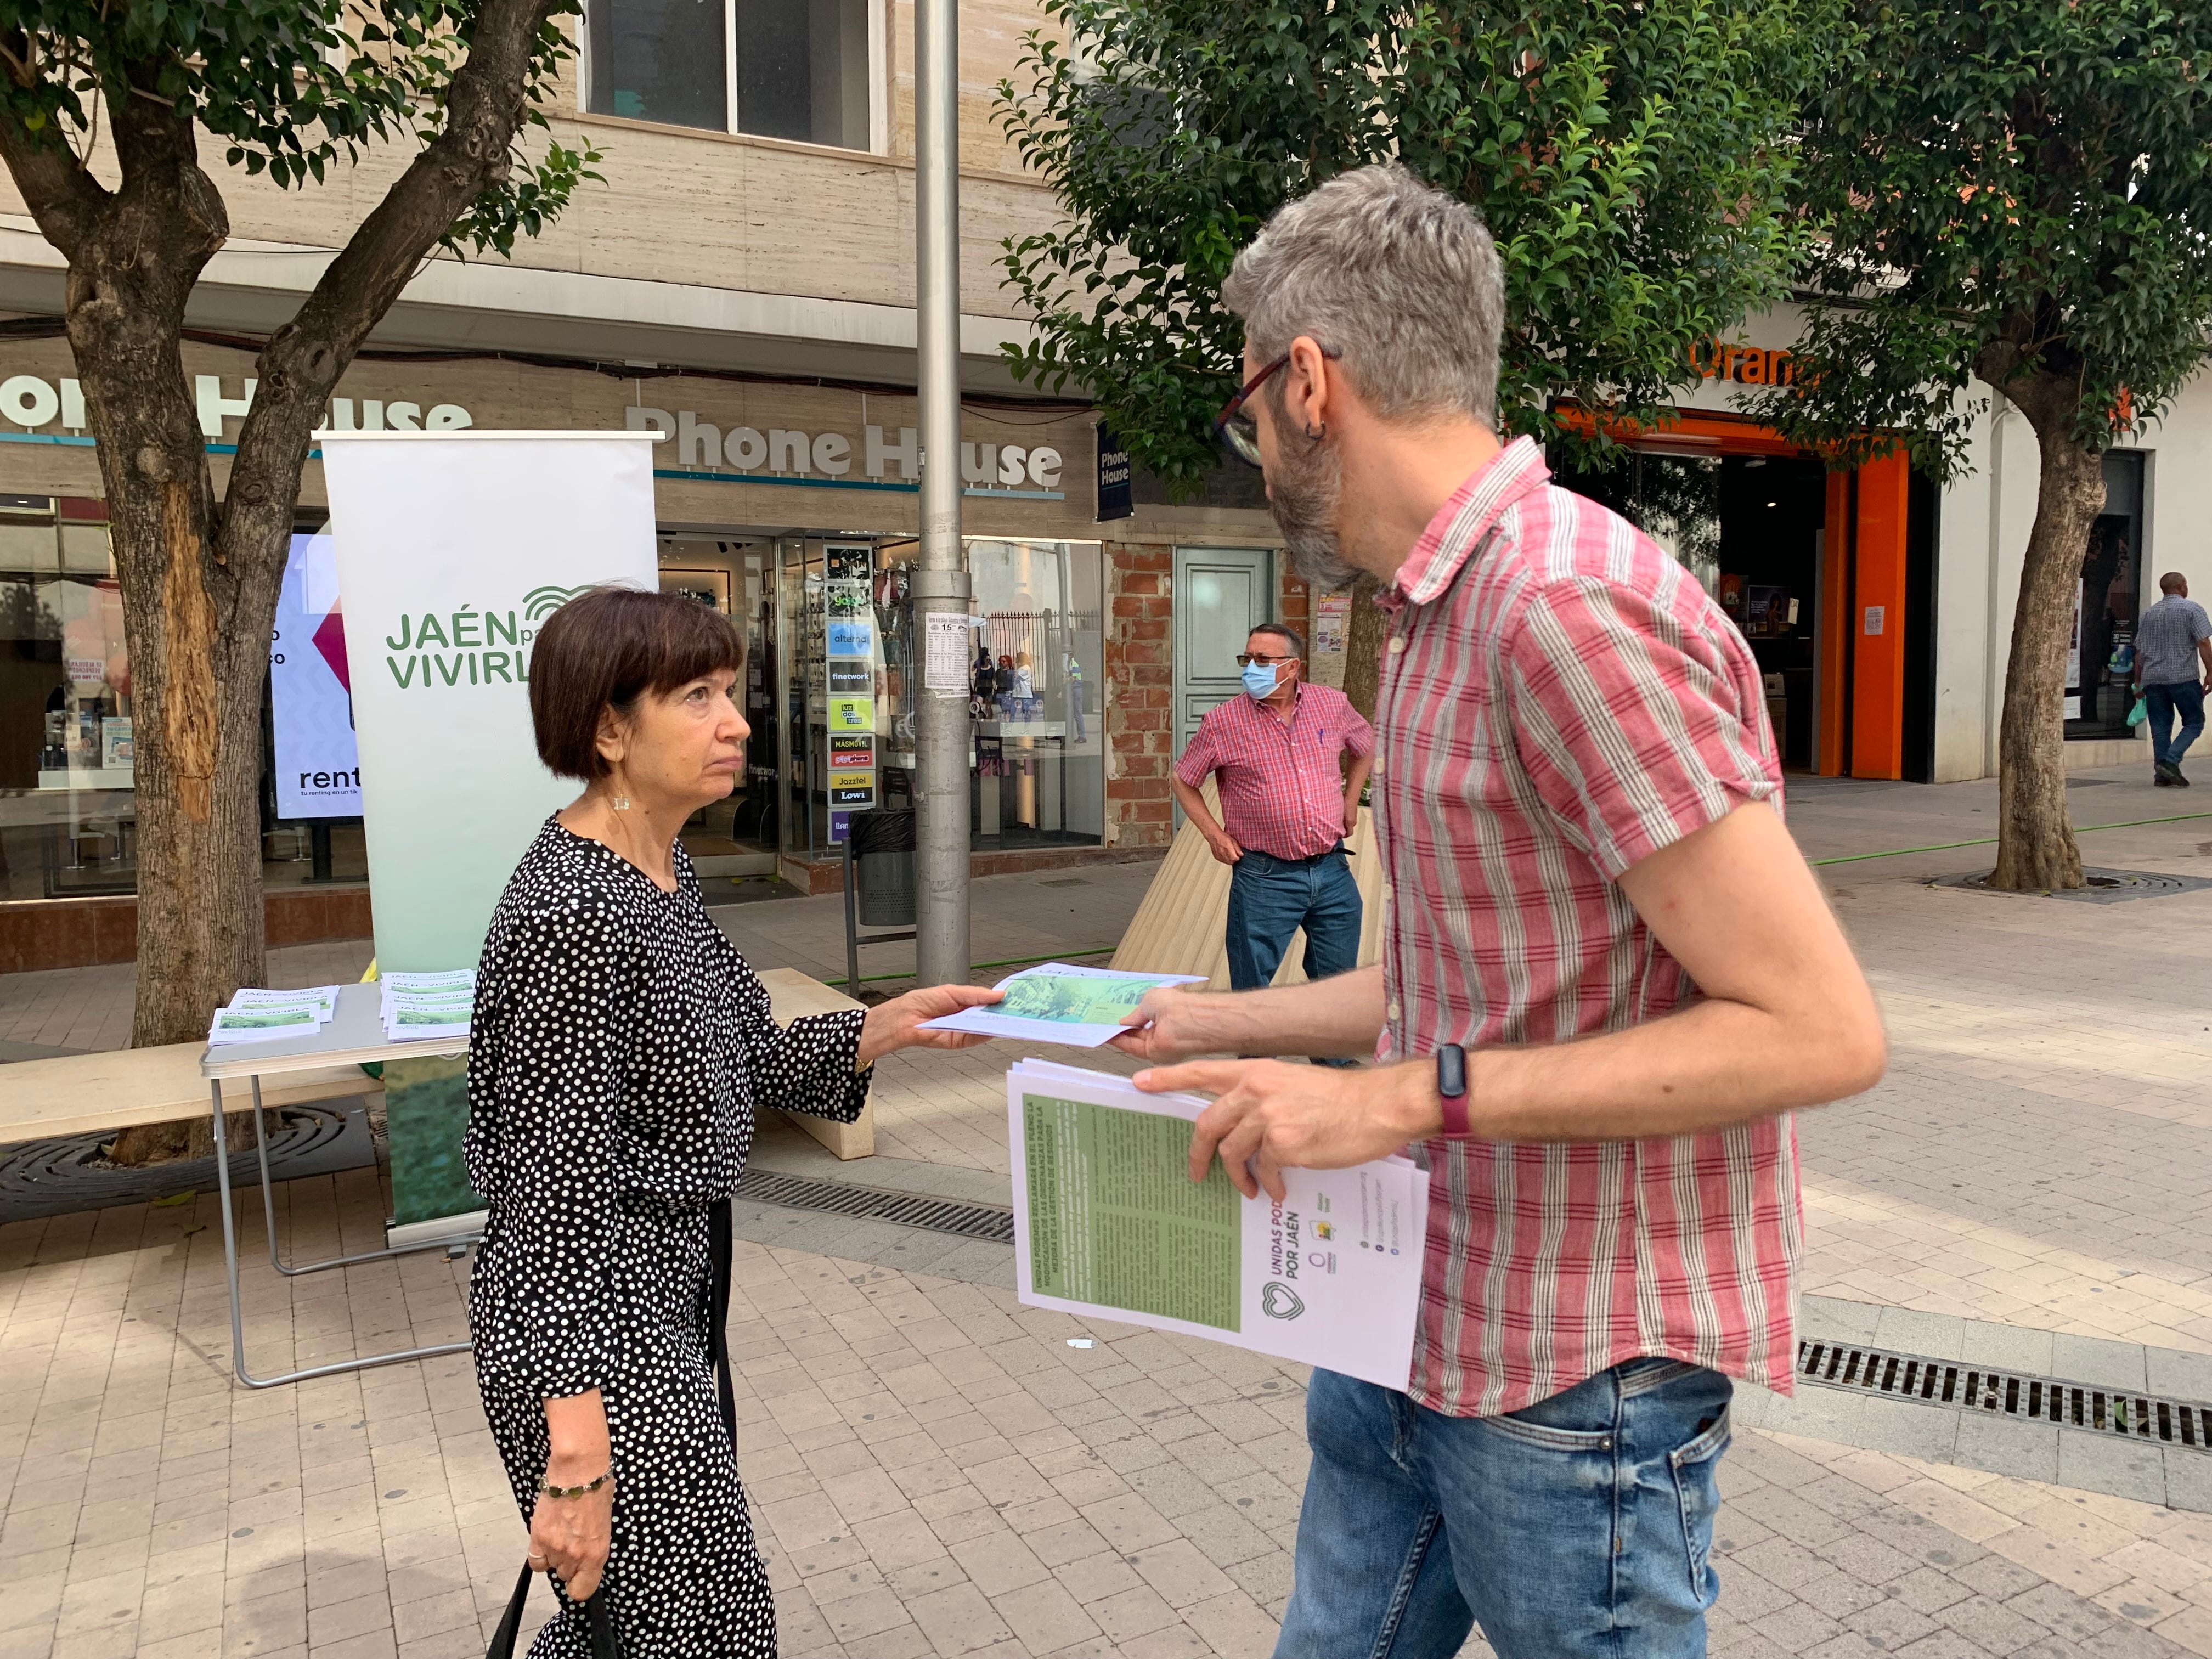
911,0,972,988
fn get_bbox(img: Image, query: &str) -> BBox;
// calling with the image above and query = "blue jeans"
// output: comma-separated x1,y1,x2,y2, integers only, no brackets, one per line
1226,844,1362,995
2146,680,2206,767
1277,1360,1734,1659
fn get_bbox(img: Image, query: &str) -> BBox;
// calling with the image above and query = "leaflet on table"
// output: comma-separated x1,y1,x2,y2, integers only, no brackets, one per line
920,962,1207,1047
1007,1059,1427,1391
380,968,477,1041
206,984,345,1045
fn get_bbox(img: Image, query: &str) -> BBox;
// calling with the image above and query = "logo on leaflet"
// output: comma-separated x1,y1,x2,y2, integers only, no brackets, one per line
1260,1283,1306,1321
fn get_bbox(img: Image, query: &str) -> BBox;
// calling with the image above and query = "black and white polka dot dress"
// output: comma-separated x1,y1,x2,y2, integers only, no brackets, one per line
465,819,870,1657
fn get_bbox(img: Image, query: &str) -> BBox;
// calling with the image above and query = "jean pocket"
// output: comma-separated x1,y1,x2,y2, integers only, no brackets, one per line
1669,1407,1731,1606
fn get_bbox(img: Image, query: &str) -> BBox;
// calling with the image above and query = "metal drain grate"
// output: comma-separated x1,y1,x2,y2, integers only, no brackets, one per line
735,1168,1014,1244
1932,867,2212,904
1798,1339,2212,1452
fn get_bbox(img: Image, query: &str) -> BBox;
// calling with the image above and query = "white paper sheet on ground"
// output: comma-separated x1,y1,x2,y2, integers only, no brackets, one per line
921,962,1207,1047
1007,1058,1427,1391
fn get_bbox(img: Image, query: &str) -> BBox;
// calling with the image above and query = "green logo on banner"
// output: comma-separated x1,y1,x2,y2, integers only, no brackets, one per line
523,583,594,621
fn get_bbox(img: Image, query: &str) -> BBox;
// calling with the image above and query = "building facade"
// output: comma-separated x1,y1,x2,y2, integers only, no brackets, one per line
0,3,2188,970
0,0,1302,968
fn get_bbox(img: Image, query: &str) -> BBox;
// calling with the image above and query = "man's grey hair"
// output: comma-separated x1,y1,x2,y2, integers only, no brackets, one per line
1250,621,1305,658
1221,163,1504,427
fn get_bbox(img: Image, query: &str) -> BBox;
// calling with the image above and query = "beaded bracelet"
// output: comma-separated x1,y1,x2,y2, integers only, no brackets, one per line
537,1469,614,1500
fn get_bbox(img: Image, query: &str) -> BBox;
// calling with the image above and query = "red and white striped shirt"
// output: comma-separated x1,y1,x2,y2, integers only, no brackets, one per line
1375,437,1798,1418
1173,683,1374,860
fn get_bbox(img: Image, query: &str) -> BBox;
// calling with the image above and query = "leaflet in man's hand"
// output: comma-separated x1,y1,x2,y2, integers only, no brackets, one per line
921,962,1207,1047
1007,1058,1427,1391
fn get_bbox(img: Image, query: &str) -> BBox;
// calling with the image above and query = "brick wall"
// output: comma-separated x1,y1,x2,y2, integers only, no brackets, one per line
1099,539,1301,850
1103,540,1176,848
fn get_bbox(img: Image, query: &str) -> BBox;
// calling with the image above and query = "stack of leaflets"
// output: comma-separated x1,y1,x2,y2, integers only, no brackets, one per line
380,969,476,1042
206,985,342,1046
1007,1058,1429,1391
919,961,1209,1047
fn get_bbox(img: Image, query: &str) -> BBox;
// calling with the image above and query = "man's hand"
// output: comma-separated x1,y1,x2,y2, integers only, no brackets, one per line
1342,795,1361,838
1137,1058,1437,1201
1203,826,1243,865
1108,985,1215,1063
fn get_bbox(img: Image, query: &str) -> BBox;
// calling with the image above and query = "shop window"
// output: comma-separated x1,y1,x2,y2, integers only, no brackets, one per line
586,0,874,151
0,500,369,904
2066,449,2146,742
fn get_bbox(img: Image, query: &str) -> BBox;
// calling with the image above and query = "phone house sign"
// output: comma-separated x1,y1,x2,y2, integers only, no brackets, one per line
0,371,471,438
624,404,1065,493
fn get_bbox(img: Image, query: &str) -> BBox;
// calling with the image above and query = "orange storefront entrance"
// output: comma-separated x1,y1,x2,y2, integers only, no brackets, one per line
1589,409,1922,781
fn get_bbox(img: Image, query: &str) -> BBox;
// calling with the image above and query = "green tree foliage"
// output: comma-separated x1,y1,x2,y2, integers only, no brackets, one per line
1745,0,2212,888
994,0,1830,494
0,2,596,251
0,0,598,1073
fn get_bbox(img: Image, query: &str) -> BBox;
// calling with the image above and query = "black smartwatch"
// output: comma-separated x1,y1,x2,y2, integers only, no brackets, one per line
1437,1043,1470,1139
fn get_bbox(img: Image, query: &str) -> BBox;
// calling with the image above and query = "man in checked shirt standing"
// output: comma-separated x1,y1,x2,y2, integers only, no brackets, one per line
1171,620,1374,1031
1113,166,1887,1658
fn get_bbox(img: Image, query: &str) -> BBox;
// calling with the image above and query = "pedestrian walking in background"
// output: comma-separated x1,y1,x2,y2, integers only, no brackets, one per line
466,587,1002,1655
1170,622,1373,1036
1115,165,1885,1659
2135,571,2212,785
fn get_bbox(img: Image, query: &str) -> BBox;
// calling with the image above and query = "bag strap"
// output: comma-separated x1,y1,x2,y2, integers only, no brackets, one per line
486,1563,622,1658
485,1200,741,1659
709,1196,739,1449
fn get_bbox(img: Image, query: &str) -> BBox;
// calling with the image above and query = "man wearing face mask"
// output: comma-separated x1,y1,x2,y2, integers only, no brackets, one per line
1170,621,1373,1018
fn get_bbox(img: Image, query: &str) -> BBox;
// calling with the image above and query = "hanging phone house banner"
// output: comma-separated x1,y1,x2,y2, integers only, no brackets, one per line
324,432,659,973
270,531,361,820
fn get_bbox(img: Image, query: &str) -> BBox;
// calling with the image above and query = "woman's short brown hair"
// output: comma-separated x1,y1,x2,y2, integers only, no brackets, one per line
529,586,745,780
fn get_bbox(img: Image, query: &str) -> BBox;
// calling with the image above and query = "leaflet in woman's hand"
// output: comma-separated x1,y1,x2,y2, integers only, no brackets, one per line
1006,1059,1427,1391
921,962,1207,1047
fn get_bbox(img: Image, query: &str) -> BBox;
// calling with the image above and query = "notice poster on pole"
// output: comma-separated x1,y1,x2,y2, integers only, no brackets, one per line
324,432,659,970
270,531,362,820
924,609,971,692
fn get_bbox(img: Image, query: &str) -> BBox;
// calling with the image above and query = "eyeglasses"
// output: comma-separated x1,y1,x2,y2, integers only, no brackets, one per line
1234,653,1299,667
1212,346,1342,469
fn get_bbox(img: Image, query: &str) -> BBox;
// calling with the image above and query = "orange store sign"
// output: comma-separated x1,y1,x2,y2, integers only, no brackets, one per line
1690,339,1797,387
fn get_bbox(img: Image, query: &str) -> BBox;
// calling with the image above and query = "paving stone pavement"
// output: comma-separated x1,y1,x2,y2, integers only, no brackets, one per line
4,1183,2211,1659
10,763,2212,1655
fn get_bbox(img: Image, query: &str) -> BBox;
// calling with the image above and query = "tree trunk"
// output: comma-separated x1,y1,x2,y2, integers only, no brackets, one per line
1340,574,1386,724
0,3,562,1171
1988,374,2107,891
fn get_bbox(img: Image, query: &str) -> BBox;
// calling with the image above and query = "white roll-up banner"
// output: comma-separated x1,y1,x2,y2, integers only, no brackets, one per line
324,431,659,973
324,432,659,1238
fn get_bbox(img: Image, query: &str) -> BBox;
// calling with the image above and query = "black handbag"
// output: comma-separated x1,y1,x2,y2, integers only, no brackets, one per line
486,1565,619,1658
484,1198,741,1658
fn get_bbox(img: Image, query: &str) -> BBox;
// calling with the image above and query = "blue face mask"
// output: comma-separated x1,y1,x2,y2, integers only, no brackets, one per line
1242,661,1279,698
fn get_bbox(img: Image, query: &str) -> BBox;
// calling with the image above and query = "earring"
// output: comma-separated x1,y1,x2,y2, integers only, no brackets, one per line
611,794,631,811
1304,420,1327,441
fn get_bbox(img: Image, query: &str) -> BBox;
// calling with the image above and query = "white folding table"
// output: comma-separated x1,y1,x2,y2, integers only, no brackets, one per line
197,969,871,1389
199,980,472,1390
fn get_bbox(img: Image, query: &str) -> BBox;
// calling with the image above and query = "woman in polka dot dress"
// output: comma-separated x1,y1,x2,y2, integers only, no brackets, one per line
466,588,1000,1656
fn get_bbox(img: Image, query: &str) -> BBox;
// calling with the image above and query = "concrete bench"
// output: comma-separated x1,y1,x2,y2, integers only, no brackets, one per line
0,967,872,1160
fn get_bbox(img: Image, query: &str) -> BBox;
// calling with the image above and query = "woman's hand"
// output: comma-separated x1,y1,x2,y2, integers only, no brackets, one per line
533,1390,614,1601
857,983,1005,1067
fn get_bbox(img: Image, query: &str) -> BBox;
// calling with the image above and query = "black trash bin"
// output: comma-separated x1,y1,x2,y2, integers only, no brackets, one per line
849,808,917,927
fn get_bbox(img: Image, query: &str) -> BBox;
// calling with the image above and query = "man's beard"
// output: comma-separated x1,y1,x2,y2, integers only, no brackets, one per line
1266,426,1359,590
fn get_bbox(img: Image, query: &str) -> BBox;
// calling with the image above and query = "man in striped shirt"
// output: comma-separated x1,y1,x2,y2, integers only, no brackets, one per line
1113,166,1886,1658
